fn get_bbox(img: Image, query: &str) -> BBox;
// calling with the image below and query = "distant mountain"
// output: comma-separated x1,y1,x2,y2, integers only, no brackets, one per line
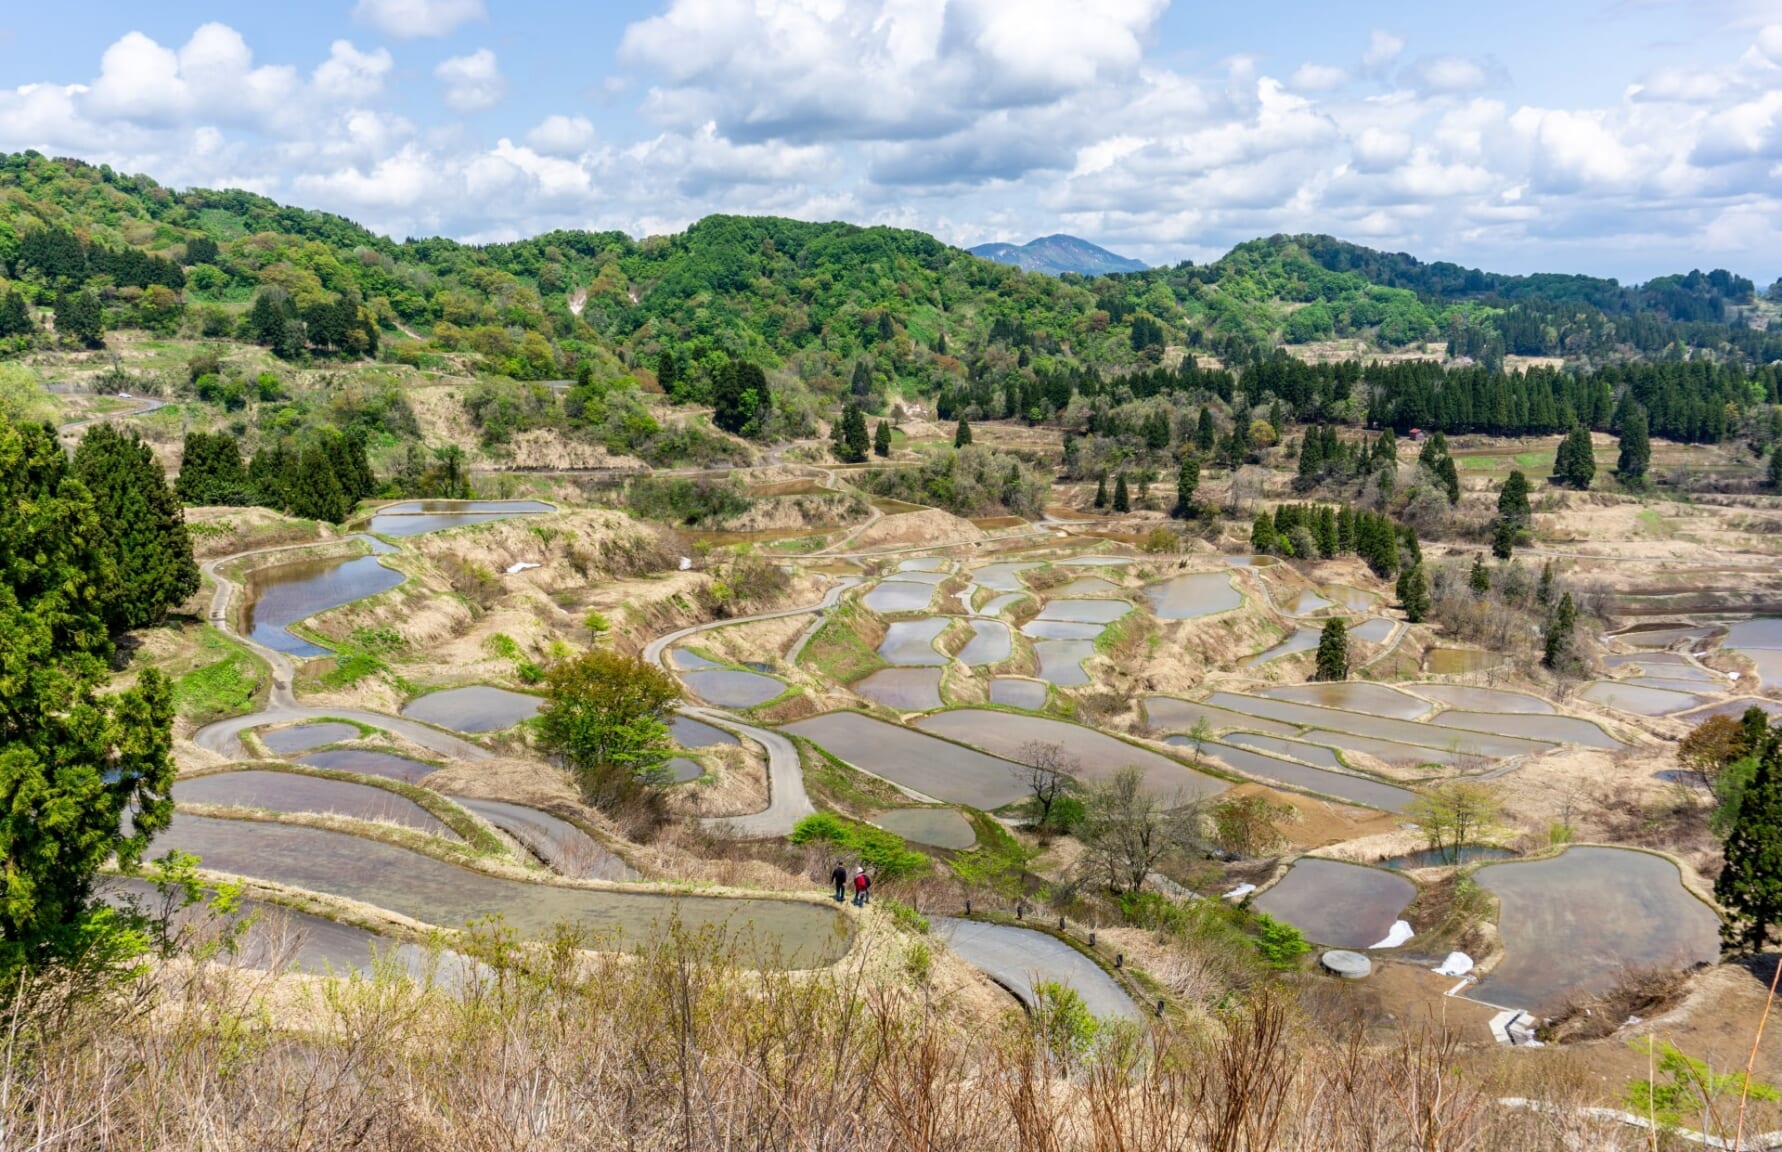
968,234,1149,276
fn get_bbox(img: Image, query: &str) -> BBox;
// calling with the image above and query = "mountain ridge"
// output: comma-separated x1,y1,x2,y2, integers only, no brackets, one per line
968,233,1149,276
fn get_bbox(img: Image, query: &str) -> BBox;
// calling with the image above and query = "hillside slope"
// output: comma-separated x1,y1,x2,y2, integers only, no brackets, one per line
969,234,1149,276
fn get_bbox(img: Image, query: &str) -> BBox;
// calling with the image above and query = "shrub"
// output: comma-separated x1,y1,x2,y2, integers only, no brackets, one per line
1252,913,1310,969
788,813,929,880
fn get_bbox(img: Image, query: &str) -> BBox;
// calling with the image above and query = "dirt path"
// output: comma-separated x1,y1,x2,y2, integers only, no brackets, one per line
935,917,1140,1020
57,393,168,433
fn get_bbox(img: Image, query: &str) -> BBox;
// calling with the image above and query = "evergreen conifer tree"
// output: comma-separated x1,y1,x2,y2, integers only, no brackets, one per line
1542,591,1577,670
1537,560,1555,606
1112,473,1130,513
1553,425,1596,489
1196,407,1216,452
1498,470,1531,529
288,446,351,523
1716,734,1782,953
954,416,972,448
0,289,33,339
1769,446,1782,491
1252,508,1275,552
1397,563,1430,623
1491,515,1516,560
1315,619,1349,681
1173,455,1200,518
1617,405,1651,487
656,348,679,395
873,419,891,457
1093,474,1108,509
1468,554,1491,594
175,431,250,506
55,288,103,347
73,423,199,631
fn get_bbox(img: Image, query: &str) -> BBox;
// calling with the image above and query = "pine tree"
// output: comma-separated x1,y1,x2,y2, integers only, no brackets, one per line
288,446,352,523
1497,470,1531,529
656,348,679,395
1336,506,1356,553
1196,407,1216,452
1716,735,1782,953
1093,474,1108,509
1295,429,1324,490
954,416,972,448
1112,473,1130,513
54,288,103,347
1400,524,1422,567
1468,554,1491,594
0,288,34,339
1553,425,1596,489
1061,430,1079,474
175,430,250,506
834,402,869,463
1617,405,1651,487
1251,509,1276,553
1173,455,1200,518
1768,445,1782,491
713,360,771,438
1372,427,1398,470
1316,505,1338,556
1542,591,1577,670
1537,560,1555,606
1397,562,1430,623
72,423,200,631
1314,619,1349,682
1491,515,1516,560
873,419,891,458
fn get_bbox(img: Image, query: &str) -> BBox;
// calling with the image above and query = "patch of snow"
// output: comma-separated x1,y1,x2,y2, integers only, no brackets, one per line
1433,952,1473,977
505,561,541,575
1370,920,1414,949
1222,883,1256,901
679,557,693,571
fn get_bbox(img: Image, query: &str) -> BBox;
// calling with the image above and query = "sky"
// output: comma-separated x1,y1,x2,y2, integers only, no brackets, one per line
3,0,1782,283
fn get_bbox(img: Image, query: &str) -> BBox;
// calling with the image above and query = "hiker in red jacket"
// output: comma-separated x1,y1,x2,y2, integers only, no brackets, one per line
851,867,870,907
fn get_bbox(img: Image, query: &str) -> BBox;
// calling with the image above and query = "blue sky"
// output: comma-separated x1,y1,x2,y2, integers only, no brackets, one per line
2,0,1781,282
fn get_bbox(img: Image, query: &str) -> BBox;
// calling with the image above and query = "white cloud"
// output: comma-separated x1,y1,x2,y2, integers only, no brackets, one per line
85,24,296,124
526,114,596,155
436,49,505,112
1290,64,1350,92
353,0,486,40
1402,55,1498,94
1364,30,1405,69
312,41,393,102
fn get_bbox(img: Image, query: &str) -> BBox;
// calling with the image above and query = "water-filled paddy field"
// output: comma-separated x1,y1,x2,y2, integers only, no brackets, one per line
1184,740,1415,811
297,748,438,783
878,618,951,666
451,797,638,881
862,580,938,613
1144,571,1243,619
366,499,553,537
403,686,544,731
1250,858,1416,950
175,770,458,838
956,620,1013,666
259,722,360,754
989,678,1048,710
783,712,1030,808
914,710,1225,800
244,553,406,656
854,667,944,711
874,808,977,849
679,669,786,708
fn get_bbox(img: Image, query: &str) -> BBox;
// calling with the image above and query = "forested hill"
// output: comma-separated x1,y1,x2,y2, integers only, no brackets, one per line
1,149,1778,392
969,234,1149,276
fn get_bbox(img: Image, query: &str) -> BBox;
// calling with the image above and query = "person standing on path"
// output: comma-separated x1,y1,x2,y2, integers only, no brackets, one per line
852,867,870,907
830,860,848,901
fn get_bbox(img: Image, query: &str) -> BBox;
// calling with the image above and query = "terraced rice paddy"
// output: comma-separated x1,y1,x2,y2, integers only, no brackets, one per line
1201,692,1554,758
669,649,723,671
668,715,739,748
878,618,951,666
680,669,786,707
1020,619,1105,639
914,710,1225,800
1051,576,1122,596
1032,639,1096,686
402,686,543,731
874,808,976,849
1280,589,1335,615
244,554,406,656
1579,680,1703,715
297,748,438,783
452,797,639,881
1424,648,1499,674
862,580,937,613
175,770,458,838
1261,683,1433,720
259,722,360,754
1143,571,1243,619
1034,599,1131,624
854,667,944,711
157,815,850,967
1677,697,1782,722
1250,859,1416,950
957,620,1013,665
989,678,1048,709
1241,627,1320,665
1192,742,1415,811
367,500,553,537
1426,711,1623,749
973,591,1027,616
1222,732,1345,769
970,562,1039,592
1468,847,1721,1011
783,712,1030,808
1411,685,1554,713
1350,618,1397,644
1142,696,1297,738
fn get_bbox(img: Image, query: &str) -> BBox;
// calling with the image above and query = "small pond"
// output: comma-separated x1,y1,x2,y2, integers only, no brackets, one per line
970,562,1039,592
1052,575,1123,597
1036,599,1131,625
1191,742,1415,812
259,722,360,755
854,668,944,711
989,678,1048,710
1144,571,1242,619
957,620,1013,666
297,748,436,783
1250,858,1417,950
862,580,937,614
244,553,406,656
368,500,553,537
1261,683,1434,720
916,710,1225,800
174,770,457,838
1032,639,1096,687
156,815,849,968
1379,845,1517,870
680,669,786,708
455,796,640,882
874,808,977,850
878,618,951,666
1412,684,1554,714
1468,847,1721,1011
783,713,1029,808
1579,680,1702,716
1240,627,1320,666
402,686,544,732
669,715,739,748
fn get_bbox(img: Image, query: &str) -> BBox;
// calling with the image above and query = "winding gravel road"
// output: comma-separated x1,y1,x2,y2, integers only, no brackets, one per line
936,918,1140,1020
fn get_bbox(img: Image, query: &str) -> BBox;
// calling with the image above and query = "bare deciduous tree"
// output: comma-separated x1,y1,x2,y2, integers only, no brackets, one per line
1017,740,1079,829
1075,764,1207,894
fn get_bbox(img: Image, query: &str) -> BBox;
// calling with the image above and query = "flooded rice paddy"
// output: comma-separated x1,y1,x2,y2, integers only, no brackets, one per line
1677,697,1782,723
680,669,786,708
244,553,406,656
669,649,723,671
1468,847,1721,1011
451,797,638,881
1379,845,1516,870
914,710,1225,800
957,620,1013,666
175,770,457,838
367,499,553,537
1202,692,1553,758
1350,618,1397,644
989,678,1048,710
862,580,937,613
782,712,1029,808
1423,648,1499,674
1020,618,1105,640
878,618,951,666
1579,680,1703,716
1250,859,1416,950
1034,599,1131,625
402,686,543,732
974,591,1027,616
873,808,977,850
1241,627,1320,665
1222,732,1344,769
897,557,950,572
259,722,360,754
1301,730,1466,768
1189,741,1415,811
1144,571,1243,619
296,748,437,783
1426,711,1623,749
1051,576,1123,596
669,715,739,748
969,562,1038,591
1280,589,1335,616
156,815,848,968
1260,683,1433,720
1412,684,1554,713
854,668,944,711
1142,696,1297,738
1032,639,1096,686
